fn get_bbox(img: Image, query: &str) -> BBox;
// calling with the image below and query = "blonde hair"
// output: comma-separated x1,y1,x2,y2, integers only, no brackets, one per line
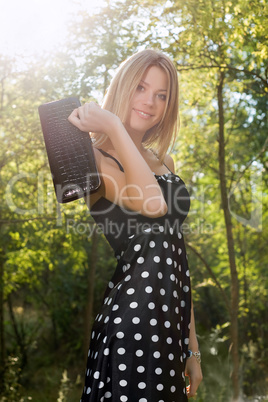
93,49,179,162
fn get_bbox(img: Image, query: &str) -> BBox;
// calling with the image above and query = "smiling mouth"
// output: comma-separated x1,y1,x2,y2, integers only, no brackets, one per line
134,109,153,118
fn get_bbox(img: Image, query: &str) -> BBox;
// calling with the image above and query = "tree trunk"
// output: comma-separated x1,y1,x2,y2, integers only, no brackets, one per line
83,225,99,359
217,71,240,401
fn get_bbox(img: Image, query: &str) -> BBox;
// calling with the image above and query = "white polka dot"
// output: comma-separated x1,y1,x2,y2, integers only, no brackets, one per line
132,317,140,324
160,288,165,296
104,392,112,398
162,304,168,312
171,385,176,392
98,314,103,321
168,353,174,360
108,281,114,288
137,365,145,373
134,244,141,251
114,317,122,324
103,348,110,355
138,382,146,389
181,300,186,307
167,337,172,344
158,272,163,279
178,232,182,239
104,316,109,324
116,332,124,339
152,335,159,342
153,256,160,263
125,275,131,282
159,226,164,232
166,258,173,265
120,396,128,402
164,321,171,328
134,333,142,341
173,290,178,298
150,318,157,326
145,286,153,293
144,227,151,232
157,384,164,391
117,348,125,355
148,302,155,309
170,274,176,281
184,338,189,345
163,241,168,248
127,288,135,295
119,364,127,371
186,269,190,277
139,399,147,402
172,244,175,251
155,367,162,375
149,241,155,248
183,286,189,292
112,304,119,311
178,248,182,255
136,349,143,357
153,351,161,358
86,387,91,394
177,323,181,330
174,261,177,268
93,371,100,379
141,271,149,278
120,380,127,387
130,302,138,309
169,227,174,234
170,369,175,376
98,381,104,388
94,352,98,359
137,257,144,264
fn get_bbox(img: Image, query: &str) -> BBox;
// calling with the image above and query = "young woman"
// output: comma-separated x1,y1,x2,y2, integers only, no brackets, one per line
68,49,203,401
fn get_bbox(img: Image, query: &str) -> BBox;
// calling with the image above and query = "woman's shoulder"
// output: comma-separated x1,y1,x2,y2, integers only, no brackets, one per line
163,153,175,173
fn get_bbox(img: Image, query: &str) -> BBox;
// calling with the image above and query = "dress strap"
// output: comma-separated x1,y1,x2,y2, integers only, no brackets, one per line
163,162,173,174
97,149,124,172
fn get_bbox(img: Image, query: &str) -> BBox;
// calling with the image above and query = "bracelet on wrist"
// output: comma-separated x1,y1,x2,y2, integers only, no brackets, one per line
187,349,201,364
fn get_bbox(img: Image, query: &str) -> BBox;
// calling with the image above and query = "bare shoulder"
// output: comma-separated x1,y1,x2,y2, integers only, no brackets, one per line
163,153,175,173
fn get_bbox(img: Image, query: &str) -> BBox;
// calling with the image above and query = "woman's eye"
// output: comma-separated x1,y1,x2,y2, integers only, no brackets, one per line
158,94,167,101
137,85,144,91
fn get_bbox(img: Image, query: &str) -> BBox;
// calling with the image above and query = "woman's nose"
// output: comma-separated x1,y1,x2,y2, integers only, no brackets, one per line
143,92,154,106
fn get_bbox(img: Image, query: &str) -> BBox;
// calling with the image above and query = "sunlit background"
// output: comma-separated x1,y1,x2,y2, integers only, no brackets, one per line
0,0,105,57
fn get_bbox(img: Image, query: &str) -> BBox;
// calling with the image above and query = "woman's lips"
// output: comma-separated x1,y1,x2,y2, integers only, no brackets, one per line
134,109,153,119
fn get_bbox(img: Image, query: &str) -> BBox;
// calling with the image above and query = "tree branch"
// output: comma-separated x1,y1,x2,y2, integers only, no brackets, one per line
186,241,231,314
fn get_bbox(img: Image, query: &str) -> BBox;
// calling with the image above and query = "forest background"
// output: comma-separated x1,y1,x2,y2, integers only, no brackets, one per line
0,0,267,401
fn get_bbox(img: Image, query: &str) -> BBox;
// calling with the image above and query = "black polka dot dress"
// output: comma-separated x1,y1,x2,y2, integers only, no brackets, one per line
81,150,191,402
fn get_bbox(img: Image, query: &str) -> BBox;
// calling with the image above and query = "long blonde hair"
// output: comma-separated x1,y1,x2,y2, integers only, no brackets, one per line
93,49,179,163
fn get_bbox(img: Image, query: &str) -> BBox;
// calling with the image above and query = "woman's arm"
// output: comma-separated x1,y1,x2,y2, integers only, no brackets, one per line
185,301,203,398
68,103,167,217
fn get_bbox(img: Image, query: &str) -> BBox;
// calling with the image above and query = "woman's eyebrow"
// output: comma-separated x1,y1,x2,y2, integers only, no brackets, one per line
140,80,167,92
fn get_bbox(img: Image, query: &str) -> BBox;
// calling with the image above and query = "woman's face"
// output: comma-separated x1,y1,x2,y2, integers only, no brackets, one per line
125,65,168,137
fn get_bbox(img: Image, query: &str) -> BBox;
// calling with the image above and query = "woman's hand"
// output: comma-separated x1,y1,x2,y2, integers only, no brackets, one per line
68,102,120,136
185,356,203,398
